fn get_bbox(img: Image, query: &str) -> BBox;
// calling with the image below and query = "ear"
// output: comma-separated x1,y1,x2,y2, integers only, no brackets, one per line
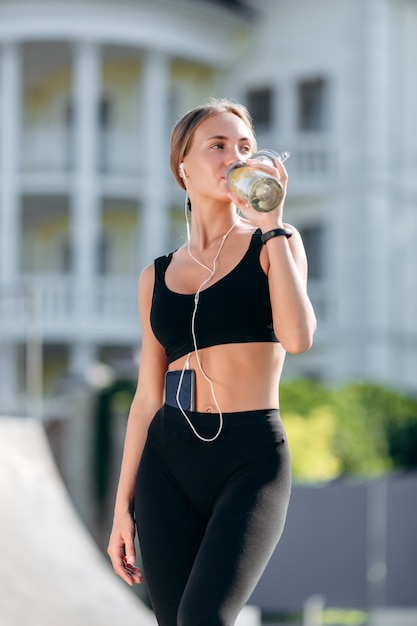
179,162,186,178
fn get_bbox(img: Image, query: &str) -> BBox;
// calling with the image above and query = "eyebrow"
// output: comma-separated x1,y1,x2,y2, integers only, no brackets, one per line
206,134,252,142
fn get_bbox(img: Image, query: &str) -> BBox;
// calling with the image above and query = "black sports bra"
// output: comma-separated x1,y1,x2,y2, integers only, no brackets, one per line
150,229,278,363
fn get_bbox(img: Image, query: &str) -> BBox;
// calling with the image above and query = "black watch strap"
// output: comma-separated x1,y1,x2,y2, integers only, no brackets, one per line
261,228,293,244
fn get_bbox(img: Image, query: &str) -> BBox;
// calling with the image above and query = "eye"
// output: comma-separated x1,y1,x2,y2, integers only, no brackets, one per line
211,143,224,150
240,145,252,154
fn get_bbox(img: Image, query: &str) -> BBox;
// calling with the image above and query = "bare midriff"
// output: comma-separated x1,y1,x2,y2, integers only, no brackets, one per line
168,342,285,413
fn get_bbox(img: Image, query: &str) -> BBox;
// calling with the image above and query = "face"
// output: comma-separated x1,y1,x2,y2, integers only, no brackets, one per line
182,112,255,201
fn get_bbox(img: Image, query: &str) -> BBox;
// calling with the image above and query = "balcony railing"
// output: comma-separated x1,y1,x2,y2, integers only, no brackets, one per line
21,126,71,172
0,273,333,349
21,127,141,175
255,130,337,190
0,275,140,343
20,124,337,189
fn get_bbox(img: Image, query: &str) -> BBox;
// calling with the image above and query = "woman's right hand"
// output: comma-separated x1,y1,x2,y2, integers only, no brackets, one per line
107,511,143,586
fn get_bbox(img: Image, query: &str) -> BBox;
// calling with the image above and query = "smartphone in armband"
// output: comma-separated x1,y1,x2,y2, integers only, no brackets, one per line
165,369,195,411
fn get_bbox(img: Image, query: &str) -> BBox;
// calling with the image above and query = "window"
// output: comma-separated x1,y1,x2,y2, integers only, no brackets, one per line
300,224,324,280
98,233,110,275
297,78,327,131
98,95,112,172
247,87,274,130
62,236,72,273
64,99,74,169
64,96,113,170
99,95,111,130
65,99,74,128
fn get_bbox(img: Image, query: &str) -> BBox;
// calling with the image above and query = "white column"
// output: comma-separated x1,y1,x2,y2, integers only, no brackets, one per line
0,341,19,413
0,42,21,407
139,50,171,267
358,0,391,381
340,0,391,383
0,42,21,284
69,41,100,377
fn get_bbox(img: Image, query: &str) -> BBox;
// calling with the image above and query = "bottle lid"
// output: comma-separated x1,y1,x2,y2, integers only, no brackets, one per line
253,149,290,164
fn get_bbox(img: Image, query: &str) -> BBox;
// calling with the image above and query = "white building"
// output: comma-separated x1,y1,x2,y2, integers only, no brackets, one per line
0,0,251,413
247,0,417,395
1,0,416,416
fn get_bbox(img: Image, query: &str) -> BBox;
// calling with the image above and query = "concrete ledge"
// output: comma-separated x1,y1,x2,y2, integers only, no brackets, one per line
0,416,156,626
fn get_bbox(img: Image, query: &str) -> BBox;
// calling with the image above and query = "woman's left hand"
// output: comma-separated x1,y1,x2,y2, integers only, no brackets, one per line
227,155,289,228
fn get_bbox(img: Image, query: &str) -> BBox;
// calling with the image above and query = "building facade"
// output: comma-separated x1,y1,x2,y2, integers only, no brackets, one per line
1,0,417,416
0,0,250,414
231,0,417,394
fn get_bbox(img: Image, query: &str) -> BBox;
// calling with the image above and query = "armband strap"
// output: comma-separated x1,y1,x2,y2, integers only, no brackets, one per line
261,228,293,244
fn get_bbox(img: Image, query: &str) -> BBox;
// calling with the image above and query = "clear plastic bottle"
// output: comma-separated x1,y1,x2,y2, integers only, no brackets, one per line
226,149,290,212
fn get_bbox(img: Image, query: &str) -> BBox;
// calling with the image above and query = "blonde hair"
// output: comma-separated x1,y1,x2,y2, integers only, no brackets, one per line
170,98,257,190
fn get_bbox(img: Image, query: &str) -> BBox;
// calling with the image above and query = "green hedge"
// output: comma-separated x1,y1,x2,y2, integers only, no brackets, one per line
280,380,417,481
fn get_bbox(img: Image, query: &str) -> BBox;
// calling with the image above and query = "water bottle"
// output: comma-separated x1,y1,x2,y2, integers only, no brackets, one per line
226,149,290,212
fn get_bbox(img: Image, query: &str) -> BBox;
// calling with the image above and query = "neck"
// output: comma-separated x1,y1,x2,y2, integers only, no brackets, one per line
187,212,238,275
188,204,239,250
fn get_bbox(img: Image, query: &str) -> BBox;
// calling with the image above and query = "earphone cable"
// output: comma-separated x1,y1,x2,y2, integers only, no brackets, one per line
175,214,238,442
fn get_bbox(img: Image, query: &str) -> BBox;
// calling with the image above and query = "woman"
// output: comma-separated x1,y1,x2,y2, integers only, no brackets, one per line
107,98,316,626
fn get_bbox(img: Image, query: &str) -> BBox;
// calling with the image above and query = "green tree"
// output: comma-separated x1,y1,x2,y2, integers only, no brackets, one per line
330,383,393,476
280,380,417,481
284,405,341,480
334,382,417,471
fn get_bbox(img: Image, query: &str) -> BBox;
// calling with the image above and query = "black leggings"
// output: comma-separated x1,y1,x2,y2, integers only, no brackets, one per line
135,404,291,626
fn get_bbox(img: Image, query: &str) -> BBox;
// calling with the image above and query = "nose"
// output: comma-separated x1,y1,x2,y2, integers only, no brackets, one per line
224,145,246,166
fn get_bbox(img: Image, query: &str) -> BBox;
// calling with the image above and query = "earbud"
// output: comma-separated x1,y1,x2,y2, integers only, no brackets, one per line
179,162,186,178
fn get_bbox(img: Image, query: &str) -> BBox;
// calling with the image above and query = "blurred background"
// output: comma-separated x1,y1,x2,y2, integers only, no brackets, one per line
0,0,416,625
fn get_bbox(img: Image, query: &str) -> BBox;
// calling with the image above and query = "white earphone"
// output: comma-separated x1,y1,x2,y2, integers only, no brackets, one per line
174,158,239,441
180,161,192,240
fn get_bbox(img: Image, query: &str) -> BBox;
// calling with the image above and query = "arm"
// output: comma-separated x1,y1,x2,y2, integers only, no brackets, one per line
228,156,316,354
263,224,316,353
107,263,168,585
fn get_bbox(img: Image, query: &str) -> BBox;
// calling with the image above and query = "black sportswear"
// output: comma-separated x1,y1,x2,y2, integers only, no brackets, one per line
135,405,291,626
150,228,278,363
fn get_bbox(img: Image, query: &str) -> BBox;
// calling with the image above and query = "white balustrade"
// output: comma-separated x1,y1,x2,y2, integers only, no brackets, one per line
0,275,139,341
255,130,336,187
21,126,141,175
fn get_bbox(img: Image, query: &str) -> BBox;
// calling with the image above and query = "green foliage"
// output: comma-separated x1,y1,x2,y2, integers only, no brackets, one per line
280,379,332,415
330,383,393,476
323,608,368,625
280,379,417,481
285,406,342,480
263,608,368,625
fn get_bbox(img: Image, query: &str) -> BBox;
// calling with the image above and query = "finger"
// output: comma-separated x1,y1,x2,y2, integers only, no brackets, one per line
228,190,247,206
274,157,289,181
107,539,135,586
246,158,288,193
114,555,136,586
246,158,278,176
229,190,274,217
123,558,144,585
124,536,136,566
228,193,255,217
120,533,144,585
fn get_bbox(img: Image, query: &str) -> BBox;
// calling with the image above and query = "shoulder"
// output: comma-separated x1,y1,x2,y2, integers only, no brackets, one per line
139,251,174,289
233,220,261,250
138,263,156,308
139,261,155,286
285,223,307,257
286,223,302,241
